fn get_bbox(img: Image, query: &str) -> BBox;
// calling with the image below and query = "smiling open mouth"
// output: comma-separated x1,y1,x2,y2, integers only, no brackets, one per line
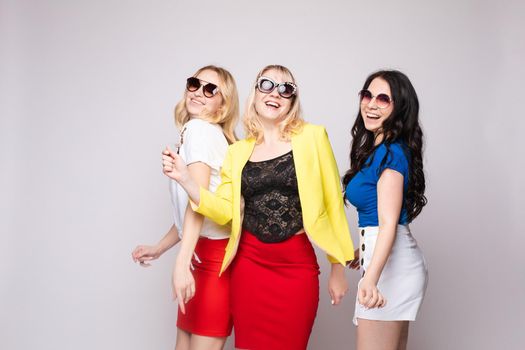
191,99,205,105
265,101,280,108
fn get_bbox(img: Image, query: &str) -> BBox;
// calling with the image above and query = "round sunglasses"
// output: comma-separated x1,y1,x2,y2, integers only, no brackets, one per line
186,77,219,98
359,89,393,109
256,77,297,99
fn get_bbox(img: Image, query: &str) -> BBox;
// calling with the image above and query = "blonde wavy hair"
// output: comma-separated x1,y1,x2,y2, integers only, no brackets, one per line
174,65,239,143
243,65,304,143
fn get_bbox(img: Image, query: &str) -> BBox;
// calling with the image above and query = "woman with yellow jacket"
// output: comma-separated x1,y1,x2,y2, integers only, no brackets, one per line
162,64,355,350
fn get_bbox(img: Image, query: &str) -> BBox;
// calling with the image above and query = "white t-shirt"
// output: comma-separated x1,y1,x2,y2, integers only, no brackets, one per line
169,118,231,239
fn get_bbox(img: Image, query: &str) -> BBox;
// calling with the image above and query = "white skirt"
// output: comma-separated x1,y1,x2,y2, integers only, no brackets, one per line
353,224,428,325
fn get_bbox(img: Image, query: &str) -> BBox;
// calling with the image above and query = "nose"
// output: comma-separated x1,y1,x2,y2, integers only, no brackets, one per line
193,86,204,97
366,96,378,109
269,85,281,98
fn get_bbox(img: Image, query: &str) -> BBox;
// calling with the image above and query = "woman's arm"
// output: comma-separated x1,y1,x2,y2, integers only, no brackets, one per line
162,145,234,225
172,162,211,314
316,127,354,304
357,168,404,309
131,224,181,266
328,263,349,306
317,128,355,264
162,146,201,203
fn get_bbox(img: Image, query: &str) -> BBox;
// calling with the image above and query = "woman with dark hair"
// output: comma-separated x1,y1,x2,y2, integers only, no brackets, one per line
344,70,428,350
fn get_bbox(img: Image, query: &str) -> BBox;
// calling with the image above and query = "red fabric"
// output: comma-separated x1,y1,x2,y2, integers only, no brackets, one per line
231,230,320,350
176,237,232,337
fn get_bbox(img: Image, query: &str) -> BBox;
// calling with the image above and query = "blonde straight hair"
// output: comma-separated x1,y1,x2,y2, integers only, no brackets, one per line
243,65,304,143
174,65,239,144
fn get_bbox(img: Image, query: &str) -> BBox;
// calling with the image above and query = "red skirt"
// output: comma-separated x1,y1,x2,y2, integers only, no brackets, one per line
176,237,232,337
231,230,320,350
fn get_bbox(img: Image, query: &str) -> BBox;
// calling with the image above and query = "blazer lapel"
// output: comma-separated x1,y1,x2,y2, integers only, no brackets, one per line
232,138,255,233
233,138,255,184
291,126,326,233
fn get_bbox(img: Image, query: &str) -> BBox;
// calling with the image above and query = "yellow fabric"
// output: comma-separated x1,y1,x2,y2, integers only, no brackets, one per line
191,123,355,273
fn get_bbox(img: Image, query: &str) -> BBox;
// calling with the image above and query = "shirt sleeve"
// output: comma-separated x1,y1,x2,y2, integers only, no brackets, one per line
376,143,409,179
316,126,355,264
182,120,227,172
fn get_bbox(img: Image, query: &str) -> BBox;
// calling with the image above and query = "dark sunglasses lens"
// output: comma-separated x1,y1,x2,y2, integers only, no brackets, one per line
376,94,391,108
359,90,372,103
278,83,295,98
259,78,275,93
186,77,201,92
203,83,218,98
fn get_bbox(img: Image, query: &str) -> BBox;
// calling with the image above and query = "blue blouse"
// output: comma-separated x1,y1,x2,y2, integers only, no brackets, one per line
345,142,410,227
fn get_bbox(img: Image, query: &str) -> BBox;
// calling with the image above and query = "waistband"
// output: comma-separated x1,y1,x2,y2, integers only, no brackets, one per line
359,224,411,236
238,230,316,265
191,236,229,267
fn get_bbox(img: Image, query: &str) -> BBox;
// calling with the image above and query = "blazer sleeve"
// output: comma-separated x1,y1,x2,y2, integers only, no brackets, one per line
190,145,234,225
318,127,355,264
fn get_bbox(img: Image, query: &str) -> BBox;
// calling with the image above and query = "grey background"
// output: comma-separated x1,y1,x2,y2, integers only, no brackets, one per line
1,0,524,349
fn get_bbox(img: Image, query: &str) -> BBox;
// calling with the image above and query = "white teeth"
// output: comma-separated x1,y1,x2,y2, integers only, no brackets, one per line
265,101,280,108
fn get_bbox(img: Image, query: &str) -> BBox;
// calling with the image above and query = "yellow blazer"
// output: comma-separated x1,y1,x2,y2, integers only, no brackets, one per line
192,123,355,273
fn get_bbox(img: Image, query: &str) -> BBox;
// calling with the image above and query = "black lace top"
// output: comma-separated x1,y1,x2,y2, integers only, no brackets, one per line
241,150,304,243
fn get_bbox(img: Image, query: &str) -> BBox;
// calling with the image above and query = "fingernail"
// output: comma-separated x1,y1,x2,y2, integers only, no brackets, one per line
331,300,335,305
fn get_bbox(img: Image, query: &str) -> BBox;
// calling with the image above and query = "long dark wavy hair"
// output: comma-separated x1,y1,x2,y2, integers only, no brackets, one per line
342,70,427,222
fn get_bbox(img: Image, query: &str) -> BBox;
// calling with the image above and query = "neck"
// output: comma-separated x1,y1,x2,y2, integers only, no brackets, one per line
374,132,384,146
259,117,283,144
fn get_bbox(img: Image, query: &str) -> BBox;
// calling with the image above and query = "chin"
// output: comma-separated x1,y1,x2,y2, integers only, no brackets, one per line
187,106,203,116
363,124,377,132
258,112,280,121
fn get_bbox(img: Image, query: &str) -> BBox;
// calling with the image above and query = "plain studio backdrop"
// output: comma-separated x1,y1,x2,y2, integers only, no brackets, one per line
1,0,524,349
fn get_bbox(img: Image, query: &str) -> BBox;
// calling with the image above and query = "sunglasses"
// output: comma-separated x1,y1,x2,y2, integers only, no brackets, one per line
186,77,219,98
359,89,393,109
256,77,297,99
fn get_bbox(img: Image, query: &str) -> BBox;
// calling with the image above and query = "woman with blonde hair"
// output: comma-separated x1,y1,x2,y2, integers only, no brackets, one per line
161,64,355,350
132,65,239,350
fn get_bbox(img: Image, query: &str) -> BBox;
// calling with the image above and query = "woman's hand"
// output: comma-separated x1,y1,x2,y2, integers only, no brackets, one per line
162,146,190,183
347,248,360,270
357,277,386,309
131,245,161,267
172,261,196,314
328,263,349,306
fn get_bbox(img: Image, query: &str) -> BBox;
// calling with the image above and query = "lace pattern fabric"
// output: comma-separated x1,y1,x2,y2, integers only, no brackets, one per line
241,151,304,243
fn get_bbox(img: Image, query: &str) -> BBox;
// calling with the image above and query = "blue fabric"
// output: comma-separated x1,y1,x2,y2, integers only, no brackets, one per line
345,142,410,227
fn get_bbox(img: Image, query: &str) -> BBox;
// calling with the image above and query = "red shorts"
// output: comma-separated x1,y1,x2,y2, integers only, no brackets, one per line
231,230,320,350
176,237,232,337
